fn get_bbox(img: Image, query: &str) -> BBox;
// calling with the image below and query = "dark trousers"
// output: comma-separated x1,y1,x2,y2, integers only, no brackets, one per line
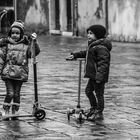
85,79,105,113
3,79,23,111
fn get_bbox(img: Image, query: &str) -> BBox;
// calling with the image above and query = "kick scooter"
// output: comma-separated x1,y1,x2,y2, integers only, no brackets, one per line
0,33,46,121
66,58,86,123
30,33,46,120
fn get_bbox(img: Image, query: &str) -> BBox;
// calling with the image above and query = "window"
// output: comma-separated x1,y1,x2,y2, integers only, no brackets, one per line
0,0,13,7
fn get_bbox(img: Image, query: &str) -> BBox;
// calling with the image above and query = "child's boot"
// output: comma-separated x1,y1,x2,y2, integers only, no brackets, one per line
89,110,104,121
3,104,10,121
85,107,96,118
94,111,104,120
4,110,10,121
11,104,19,120
3,107,10,121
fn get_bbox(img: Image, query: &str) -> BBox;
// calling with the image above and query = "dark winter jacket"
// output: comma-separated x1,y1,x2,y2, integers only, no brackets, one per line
0,35,40,82
72,38,112,83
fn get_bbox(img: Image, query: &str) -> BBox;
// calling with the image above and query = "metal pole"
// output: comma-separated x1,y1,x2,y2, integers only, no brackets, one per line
77,60,82,108
75,0,78,36
72,0,75,35
73,0,78,36
14,0,17,21
105,0,108,35
32,39,38,106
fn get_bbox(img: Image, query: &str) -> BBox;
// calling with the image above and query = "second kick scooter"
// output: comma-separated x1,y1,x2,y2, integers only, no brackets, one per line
66,58,86,123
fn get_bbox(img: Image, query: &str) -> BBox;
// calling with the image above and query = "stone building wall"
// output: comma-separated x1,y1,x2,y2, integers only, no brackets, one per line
108,0,140,42
17,0,49,34
15,0,140,42
77,0,106,36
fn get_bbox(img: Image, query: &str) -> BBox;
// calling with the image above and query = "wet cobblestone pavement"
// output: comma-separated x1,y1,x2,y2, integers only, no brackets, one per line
0,35,140,139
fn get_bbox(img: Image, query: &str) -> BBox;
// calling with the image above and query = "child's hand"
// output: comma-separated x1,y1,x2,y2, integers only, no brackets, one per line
96,80,101,84
66,55,75,61
7,37,16,43
31,33,37,40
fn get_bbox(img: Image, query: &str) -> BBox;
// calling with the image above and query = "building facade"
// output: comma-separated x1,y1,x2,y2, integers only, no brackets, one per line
108,0,140,42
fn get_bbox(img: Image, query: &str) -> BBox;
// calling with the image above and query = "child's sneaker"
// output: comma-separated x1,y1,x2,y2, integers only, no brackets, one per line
11,106,19,120
3,110,10,121
94,112,104,120
88,111,104,121
11,112,19,120
85,107,96,118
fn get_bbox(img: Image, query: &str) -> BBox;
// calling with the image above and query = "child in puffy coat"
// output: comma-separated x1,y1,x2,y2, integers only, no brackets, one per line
67,25,112,121
0,20,40,120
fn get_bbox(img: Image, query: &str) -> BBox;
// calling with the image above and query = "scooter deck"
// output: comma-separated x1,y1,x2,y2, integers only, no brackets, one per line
70,115,104,124
0,114,33,121
68,109,104,123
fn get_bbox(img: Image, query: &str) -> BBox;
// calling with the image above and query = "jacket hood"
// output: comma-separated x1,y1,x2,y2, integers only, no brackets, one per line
7,35,30,45
89,38,112,51
100,38,112,51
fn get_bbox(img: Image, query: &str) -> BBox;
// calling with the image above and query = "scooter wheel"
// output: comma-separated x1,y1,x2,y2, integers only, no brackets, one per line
34,109,46,120
78,112,82,123
67,108,71,121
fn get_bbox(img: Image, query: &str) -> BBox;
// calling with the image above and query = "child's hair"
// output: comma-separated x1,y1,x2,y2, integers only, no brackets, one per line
8,20,25,40
87,24,106,39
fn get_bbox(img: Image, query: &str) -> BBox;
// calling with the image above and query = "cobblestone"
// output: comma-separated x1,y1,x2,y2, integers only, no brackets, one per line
0,36,140,139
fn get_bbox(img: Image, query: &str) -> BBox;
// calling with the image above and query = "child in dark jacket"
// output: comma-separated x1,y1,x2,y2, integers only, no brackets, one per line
67,25,112,121
0,20,40,119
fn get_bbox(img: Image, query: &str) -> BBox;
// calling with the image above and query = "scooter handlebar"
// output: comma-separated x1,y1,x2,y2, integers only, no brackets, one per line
66,57,85,61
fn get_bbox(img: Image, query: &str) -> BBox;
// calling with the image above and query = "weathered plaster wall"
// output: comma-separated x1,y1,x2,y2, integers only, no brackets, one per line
16,0,140,41
25,0,47,24
78,0,106,36
109,0,140,41
17,0,49,33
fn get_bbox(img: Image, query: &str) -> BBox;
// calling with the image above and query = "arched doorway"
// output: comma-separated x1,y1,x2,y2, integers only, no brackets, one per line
0,0,15,34
0,9,14,34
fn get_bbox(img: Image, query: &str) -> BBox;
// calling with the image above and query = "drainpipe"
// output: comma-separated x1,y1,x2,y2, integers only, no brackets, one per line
105,0,108,35
73,0,78,36
14,0,17,21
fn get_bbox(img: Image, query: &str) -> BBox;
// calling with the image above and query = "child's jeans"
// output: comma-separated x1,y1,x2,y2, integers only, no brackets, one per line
85,79,105,113
3,79,23,111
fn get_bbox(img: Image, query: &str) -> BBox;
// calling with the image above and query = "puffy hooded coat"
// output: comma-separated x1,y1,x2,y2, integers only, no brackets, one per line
72,38,112,83
0,35,40,82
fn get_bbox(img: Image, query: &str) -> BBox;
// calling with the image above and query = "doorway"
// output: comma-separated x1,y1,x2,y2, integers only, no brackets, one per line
55,0,60,30
50,0,73,35
67,0,72,31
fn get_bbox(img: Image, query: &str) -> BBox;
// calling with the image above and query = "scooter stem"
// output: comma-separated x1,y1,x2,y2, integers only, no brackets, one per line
31,39,38,106
77,59,82,108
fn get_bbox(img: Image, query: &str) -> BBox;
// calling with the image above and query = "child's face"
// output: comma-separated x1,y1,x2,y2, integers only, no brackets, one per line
11,27,21,42
87,30,96,42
